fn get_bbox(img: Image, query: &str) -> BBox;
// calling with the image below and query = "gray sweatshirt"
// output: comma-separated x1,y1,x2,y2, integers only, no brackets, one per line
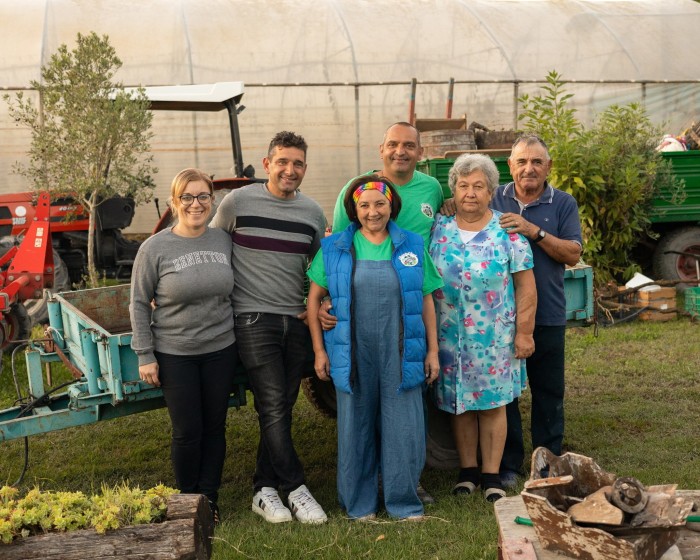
129,227,235,366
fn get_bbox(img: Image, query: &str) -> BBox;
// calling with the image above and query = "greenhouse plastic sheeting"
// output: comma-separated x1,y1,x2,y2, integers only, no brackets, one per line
1,0,699,231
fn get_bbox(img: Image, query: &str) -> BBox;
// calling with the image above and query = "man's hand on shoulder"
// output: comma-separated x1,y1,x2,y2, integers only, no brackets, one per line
317,298,337,331
498,212,538,239
440,198,456,217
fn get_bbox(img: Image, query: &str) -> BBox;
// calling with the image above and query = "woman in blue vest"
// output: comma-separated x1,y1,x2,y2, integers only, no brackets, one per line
307,175,442,521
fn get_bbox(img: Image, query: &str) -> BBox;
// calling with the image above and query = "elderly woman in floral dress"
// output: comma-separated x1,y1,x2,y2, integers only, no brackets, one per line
429,154,536,502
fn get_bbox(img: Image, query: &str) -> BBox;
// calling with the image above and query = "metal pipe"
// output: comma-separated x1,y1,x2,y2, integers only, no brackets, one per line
224,98,245,178
446,77,454,119
409,78,417,125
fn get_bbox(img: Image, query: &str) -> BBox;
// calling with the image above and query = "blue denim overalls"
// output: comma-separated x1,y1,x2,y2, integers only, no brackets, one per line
335,258,425,519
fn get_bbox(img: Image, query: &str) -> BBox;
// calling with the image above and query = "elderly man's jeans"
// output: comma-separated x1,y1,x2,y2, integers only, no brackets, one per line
501,325,566,475
234,312,309,493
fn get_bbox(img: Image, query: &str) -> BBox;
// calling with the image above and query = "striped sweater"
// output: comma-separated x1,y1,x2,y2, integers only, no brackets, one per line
210,183,326,316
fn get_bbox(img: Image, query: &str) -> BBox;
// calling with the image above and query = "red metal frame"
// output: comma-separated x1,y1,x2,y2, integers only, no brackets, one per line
0,192,54,312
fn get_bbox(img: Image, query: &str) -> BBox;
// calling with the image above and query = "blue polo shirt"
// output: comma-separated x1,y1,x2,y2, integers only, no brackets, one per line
491,181,582,326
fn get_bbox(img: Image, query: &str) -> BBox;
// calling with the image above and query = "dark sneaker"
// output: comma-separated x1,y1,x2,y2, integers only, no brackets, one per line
208,500,221,526
500,470,519,490
417,483,436,505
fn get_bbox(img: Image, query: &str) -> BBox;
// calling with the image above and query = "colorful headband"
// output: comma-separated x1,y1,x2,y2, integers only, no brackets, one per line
352,181,393,204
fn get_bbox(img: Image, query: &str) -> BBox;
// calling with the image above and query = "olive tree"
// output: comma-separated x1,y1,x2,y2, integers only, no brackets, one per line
4,32,156,286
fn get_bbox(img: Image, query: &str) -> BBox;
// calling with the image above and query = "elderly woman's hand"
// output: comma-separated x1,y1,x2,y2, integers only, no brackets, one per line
514,333,535,359
424,350,440,385
314,351,331,381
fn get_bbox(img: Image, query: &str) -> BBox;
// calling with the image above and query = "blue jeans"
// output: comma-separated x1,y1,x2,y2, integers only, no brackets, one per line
156,342,238,504
501,325,566,474
234,312,310,493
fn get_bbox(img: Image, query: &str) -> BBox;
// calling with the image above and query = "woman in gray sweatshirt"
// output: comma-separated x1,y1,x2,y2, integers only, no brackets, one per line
129,168,236,524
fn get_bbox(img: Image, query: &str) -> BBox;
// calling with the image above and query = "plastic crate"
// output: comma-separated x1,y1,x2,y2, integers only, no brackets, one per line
685,287,700,317
416,156,511,198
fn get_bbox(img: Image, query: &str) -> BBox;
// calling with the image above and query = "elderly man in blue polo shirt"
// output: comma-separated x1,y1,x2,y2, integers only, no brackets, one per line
491,134,582,489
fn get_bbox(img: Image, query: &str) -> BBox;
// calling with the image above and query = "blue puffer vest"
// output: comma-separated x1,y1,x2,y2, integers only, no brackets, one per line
321,221,427,394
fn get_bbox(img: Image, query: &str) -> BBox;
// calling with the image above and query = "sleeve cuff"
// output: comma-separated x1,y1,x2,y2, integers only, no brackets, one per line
137,352,157,367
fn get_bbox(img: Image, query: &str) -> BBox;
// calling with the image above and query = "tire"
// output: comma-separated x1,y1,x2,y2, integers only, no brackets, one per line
2,302,32,349
652,226,700,287
24,252,72,325
425,397,460,470
301,376,337,419
302,373,460,469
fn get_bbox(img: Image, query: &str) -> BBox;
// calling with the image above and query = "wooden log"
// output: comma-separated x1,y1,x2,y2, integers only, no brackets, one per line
1,493,213,560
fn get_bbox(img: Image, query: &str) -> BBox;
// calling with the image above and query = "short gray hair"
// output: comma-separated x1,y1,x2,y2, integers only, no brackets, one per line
511,134,551,160
448,153,500,195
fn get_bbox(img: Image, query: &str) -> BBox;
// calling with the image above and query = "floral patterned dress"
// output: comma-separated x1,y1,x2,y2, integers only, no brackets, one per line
429,211,534,413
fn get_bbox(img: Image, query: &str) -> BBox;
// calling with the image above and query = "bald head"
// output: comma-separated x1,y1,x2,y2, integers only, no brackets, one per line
379,123,424,185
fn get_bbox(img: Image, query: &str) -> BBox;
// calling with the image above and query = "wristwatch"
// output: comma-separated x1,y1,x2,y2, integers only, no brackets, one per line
533,228,546,243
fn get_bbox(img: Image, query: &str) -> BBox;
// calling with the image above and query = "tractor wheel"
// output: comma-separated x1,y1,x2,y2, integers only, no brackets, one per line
300,372,460,469
652,226,700,288
24,253,71,325
301,376,337,419
425,397,460,470
2,302,32,349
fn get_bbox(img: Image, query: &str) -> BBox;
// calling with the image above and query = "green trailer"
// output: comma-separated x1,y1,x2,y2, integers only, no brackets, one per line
418,150,700,284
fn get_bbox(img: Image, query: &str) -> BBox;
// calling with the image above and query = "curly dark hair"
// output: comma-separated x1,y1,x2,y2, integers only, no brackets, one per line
268,131,308,158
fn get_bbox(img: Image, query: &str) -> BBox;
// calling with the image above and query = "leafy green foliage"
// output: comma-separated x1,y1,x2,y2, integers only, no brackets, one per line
518,71,685,284
0,483,176,543
4,32,157,286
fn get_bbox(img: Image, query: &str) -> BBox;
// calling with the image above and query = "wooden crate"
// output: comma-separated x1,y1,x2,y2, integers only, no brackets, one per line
496,492,700,560
519,449,693,560
637,287,677,322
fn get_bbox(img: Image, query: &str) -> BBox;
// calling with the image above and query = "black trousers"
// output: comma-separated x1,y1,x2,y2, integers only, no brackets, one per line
156,342,238,503
501,325,566,474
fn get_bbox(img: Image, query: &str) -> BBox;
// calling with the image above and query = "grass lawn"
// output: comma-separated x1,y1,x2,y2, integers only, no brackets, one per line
1,316,699,559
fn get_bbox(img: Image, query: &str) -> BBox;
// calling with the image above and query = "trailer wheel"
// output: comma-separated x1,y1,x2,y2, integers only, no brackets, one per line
652,226,700,287
24,253,71,325
301,376,337,419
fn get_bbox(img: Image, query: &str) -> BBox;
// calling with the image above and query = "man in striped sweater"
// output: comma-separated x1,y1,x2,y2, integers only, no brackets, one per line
211,131,328,524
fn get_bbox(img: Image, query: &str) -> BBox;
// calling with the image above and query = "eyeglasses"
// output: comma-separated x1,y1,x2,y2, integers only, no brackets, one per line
179,193,212,206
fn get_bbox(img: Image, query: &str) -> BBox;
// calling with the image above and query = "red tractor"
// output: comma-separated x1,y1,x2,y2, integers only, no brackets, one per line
0,192,138,341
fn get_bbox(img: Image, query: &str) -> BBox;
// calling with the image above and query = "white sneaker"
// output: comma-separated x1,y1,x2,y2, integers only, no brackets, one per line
287,484,328,524
252,487,292,523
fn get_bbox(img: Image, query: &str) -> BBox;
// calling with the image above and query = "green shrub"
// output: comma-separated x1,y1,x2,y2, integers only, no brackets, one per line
518,71,685,284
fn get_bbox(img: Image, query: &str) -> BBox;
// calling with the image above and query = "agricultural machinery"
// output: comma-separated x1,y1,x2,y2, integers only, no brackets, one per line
0,83,318,481
0,82,257,344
